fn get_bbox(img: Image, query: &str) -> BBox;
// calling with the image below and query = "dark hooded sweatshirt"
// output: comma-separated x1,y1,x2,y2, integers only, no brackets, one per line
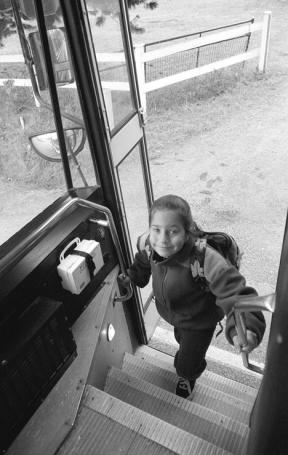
128,235,265,345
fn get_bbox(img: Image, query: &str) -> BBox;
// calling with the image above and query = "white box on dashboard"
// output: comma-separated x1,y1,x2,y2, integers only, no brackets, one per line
57,238,104,294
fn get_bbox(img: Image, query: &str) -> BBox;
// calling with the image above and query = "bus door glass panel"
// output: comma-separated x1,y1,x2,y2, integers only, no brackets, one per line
85,0,135,133
28,2,99,189
0,2,100,245
0,4,61,244
86,0,156,329
116,143,152,307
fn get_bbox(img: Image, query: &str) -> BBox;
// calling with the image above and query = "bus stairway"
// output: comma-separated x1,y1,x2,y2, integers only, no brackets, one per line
58,345,260,455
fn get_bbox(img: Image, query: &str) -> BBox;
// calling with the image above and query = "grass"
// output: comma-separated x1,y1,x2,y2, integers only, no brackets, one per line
0,79,97,188
145,67,259,155
0,84,63,187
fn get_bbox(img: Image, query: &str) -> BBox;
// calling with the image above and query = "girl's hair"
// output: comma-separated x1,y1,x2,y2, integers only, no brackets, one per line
149,194,197,234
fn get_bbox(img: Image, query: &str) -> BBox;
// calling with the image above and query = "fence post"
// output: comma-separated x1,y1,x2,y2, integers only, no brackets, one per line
133,43,146,114
258,11,272,73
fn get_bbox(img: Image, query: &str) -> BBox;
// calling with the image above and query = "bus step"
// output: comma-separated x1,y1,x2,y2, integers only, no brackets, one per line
58,385,232,455
134,345,259,403
122,352,253,424
105,366,249,455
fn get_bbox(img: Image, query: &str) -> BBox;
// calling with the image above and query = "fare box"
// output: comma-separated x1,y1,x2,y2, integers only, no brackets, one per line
57,239,104,294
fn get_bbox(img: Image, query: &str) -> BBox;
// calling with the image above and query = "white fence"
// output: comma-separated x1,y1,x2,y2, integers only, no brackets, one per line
0,12,271,115
136,11,271,112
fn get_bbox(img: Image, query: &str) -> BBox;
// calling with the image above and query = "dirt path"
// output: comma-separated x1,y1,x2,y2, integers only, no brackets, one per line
150,74,288,296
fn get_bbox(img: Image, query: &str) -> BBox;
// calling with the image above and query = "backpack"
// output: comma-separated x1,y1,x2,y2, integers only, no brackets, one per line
190,231,242,291
137,230,242,291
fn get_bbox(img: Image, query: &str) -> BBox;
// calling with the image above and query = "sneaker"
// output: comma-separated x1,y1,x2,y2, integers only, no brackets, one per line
175,377,195,399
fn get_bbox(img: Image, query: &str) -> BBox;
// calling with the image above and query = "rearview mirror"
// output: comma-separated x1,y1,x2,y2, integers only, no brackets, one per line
29,127,86,162
28,28,74,90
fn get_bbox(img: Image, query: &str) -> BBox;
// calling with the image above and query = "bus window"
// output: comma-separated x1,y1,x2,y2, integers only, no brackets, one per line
27,4,99,188
117,141,153,303
86,0,136,133
0,2,99,246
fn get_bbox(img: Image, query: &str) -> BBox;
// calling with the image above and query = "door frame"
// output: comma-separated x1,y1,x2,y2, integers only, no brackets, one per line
247,212,288,454
60,0,157,342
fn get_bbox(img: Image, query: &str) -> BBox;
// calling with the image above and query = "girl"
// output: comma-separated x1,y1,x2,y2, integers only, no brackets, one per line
121,194,265,399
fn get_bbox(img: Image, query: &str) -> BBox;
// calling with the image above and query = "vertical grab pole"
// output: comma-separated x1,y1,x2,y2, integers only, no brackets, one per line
258,11,272,73
234,312,249,368
134,43,147,115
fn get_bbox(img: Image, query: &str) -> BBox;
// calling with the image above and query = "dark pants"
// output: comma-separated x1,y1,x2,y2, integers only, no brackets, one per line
174,325,216,381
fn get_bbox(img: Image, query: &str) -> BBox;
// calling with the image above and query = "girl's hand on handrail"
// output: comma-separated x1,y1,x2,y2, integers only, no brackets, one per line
118,273,131,288
233,330,258,354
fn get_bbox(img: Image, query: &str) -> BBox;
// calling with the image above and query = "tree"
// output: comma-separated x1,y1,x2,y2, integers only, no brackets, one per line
89,0,158,33
0,0,158,46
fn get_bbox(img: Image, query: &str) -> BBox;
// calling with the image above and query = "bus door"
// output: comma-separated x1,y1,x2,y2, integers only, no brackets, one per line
74,0,159,340
243,211,288,454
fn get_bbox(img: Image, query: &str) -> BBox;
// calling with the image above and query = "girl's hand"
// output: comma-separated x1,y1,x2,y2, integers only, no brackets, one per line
233,330,258,354
118,273,131,288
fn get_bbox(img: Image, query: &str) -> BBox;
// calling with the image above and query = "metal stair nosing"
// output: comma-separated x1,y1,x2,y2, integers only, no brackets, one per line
122,352,252,424
135,346,259,403
57,394,178,455
58,385,233,455
105,366,249,455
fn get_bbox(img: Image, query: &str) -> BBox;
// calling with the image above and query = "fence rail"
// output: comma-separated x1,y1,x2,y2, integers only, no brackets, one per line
135,12,271,112
0,12,271,115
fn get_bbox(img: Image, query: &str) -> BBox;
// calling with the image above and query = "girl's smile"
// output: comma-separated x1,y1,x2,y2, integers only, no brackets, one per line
149,210,187,258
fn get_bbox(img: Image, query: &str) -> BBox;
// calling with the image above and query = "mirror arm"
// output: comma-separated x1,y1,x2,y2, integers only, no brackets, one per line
68,151,89,187
27,60,85,127
30,72,85,127
11,0,31,65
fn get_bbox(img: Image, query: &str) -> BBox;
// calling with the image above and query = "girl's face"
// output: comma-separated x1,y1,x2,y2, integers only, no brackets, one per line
149,209,187,258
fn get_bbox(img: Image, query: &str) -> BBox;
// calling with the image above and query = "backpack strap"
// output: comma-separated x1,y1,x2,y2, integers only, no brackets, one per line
190,238,207,287
137,233,208,282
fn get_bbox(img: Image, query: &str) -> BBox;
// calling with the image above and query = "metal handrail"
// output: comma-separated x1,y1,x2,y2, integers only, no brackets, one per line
233,293,276,374
1,197,132,301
